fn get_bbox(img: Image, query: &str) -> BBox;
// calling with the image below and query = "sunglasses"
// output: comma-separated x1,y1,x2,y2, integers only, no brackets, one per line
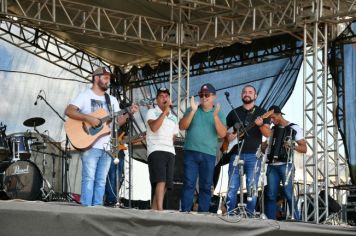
199,93,212,98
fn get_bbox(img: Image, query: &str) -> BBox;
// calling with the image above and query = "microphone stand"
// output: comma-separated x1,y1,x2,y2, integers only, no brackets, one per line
224,93,249,138
124,105,146,208
36,95,72,201
224,93,250,218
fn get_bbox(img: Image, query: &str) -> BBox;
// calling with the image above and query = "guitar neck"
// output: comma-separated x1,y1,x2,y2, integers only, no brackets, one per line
100,109,127,123
231,122,256,138
234,110,272,137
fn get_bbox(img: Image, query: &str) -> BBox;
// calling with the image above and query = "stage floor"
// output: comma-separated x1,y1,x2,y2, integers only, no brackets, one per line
0,200,355,236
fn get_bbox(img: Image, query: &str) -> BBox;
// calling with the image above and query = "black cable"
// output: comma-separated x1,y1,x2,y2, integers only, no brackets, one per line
0,69,91,83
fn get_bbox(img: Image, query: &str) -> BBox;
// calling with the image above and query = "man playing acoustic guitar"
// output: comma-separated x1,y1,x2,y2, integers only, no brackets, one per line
225,85,271,215
65,67,138,206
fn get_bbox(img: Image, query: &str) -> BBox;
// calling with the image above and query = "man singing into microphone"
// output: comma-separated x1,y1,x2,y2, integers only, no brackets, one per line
65,67,138,206
145,87,179,210
225,85,271,215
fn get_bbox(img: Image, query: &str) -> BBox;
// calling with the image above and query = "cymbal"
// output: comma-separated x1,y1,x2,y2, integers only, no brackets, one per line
23,117,45,127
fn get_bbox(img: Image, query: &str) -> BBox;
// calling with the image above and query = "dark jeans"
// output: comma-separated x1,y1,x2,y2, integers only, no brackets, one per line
265,163,300,220
180,150,216,212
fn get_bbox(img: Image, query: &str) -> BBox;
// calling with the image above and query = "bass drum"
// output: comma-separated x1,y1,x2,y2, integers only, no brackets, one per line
3,161,43,200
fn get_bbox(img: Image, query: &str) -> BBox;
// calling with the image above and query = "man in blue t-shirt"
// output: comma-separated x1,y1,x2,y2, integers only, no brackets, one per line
179,83,227,212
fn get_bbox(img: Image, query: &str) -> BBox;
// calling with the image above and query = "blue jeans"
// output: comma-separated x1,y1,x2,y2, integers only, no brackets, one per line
265,163,300,220
105,151,125,204
226,153,261,214
180,150,216,212
81,148,112,206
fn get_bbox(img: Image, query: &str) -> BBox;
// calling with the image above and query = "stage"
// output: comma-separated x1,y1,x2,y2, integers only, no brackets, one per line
0,200,355,236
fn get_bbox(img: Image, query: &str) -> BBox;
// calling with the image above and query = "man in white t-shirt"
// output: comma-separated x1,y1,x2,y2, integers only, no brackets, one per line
264,105,307,220
145,87,179,210
65,67,138,206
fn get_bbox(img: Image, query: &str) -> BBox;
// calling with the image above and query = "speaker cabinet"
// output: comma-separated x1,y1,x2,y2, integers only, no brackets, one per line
164,183,183,210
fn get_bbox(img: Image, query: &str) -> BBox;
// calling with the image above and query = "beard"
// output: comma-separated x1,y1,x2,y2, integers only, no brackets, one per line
242,96,255,104
98,80,109,91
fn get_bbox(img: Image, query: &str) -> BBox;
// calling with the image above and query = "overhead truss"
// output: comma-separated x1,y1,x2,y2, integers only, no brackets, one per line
132,34,303,86
1,0,356,51
0,21,109,79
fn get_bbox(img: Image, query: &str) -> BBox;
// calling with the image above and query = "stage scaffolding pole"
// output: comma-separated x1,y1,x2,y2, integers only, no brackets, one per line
302,0,348,223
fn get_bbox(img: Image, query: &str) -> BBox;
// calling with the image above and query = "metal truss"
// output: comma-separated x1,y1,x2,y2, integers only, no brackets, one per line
150,0,356,46
131,35,303,84
0,21,109,79
0,0,181,48
2,0,356,50
302,16,348,223
170,47,190,128
303,21,329,224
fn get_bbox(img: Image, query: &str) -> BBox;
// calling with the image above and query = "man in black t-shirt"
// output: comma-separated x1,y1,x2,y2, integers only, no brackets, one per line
225,85,271,215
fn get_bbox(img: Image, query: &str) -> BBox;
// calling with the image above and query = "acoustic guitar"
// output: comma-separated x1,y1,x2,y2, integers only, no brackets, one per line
220,109,274,154
65,108,129,150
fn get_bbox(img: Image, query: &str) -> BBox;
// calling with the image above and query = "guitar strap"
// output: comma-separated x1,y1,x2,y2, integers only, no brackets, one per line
243,106,256,127
104,93,112,113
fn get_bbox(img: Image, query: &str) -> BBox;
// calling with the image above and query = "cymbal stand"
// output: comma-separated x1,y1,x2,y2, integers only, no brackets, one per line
35,93,72,201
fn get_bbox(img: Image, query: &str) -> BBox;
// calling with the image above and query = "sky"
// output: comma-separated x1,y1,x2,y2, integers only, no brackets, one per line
0,39,304,200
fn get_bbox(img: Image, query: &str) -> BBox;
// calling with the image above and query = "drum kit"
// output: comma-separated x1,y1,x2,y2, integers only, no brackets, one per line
0,118,61,201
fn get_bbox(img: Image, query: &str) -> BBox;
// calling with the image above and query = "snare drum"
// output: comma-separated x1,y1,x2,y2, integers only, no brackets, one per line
9,133,32,160
2,160,43,200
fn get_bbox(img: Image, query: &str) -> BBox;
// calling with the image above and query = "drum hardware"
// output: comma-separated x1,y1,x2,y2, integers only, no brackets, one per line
30,141,47,150
0,123,11,161
1,129,62,201
40,175,55,201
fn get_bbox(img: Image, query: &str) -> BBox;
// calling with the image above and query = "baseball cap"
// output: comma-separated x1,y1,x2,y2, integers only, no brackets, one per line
199,83,216,94
268,105,285,115
92,67,111,77
156,87,170,97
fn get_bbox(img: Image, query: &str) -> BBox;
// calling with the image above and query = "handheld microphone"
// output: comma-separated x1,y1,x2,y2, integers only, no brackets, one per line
224,91,230,98
164,101,173,109
34,90,43,105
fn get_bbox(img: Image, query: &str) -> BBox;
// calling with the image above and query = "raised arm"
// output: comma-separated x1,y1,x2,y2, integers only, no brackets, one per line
179,96,198,130
148,102,171,132
213,103,227,138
